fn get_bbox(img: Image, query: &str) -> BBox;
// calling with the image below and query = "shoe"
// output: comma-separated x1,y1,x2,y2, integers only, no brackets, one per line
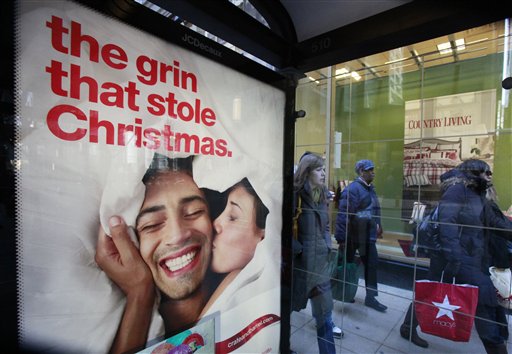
316,324,344,338
332,325,344,338
364,297,387,312
400,323,428,348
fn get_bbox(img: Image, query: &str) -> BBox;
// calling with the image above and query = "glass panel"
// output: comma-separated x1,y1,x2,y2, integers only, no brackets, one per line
292,18,512,354
295,76,330,162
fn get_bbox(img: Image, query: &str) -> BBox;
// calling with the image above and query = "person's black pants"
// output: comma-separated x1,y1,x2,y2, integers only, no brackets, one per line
345,237,378,298
475,303,509,347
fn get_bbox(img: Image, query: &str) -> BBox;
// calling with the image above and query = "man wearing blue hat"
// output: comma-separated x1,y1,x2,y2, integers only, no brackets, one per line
335,159,387,312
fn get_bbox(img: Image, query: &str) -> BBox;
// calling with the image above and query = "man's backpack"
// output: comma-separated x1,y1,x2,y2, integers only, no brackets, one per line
410,205,442,257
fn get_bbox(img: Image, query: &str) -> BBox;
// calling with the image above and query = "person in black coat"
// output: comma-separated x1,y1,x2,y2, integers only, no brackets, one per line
438,160,510,354
292,153,338,354
401,159,511,353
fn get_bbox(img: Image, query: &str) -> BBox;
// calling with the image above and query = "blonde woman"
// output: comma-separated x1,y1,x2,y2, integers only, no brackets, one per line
292,153,339,354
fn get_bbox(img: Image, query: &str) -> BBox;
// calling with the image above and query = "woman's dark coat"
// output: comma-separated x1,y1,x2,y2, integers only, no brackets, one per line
292,182,332,311
438,170,511,306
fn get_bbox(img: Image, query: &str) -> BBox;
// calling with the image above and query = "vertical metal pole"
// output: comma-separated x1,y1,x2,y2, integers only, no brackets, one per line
325,66,333,186
280,70,300,354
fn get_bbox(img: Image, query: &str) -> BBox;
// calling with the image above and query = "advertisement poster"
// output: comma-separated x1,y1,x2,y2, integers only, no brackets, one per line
15,1,284,353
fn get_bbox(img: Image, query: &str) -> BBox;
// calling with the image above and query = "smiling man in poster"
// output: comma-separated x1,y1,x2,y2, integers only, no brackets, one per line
15,1,284,353
96,155,214,353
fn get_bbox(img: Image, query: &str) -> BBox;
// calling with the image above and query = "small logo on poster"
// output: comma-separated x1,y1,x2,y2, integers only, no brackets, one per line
182,34,222,58
138,318,215,354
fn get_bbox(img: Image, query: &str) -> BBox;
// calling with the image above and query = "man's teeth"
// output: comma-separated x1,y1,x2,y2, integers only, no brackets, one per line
164,252,195,272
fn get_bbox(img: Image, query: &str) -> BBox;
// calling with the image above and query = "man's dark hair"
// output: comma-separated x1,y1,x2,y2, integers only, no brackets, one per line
142,154,194,184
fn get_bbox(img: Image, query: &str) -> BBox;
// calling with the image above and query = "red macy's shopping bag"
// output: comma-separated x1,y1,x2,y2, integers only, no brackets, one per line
414,280,479,342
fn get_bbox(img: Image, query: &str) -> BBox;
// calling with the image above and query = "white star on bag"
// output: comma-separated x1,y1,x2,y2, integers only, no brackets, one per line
432,295,461,320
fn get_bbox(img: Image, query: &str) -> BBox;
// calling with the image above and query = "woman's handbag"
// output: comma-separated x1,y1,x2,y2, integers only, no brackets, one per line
489,266,512,309
414,278,479,342
331,251,359,303
292,196,303,256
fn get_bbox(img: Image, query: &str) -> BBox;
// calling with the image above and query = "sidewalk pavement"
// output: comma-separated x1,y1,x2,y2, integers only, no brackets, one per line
291,280,509,353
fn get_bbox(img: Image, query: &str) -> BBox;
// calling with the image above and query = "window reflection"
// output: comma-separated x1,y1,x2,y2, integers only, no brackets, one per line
291,19,512,353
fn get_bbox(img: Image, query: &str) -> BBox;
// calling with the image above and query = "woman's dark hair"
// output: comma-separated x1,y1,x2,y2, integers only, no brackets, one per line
293,153,327,203
293,153,324,189
227,178,269,229
457,158,491,177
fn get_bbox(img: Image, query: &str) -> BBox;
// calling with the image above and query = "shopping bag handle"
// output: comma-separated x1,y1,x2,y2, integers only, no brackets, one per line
440,271,456,284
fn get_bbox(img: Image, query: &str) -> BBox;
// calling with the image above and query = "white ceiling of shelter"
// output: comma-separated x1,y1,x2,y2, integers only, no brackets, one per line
280,0,411,42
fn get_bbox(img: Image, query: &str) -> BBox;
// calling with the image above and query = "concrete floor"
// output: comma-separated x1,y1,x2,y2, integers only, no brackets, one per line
290,280,511,354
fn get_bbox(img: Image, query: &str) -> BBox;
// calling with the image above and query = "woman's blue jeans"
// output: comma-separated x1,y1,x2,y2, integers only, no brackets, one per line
310,284,336,354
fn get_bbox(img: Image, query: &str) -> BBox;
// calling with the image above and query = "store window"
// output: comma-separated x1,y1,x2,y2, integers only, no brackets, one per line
292,19,512,353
